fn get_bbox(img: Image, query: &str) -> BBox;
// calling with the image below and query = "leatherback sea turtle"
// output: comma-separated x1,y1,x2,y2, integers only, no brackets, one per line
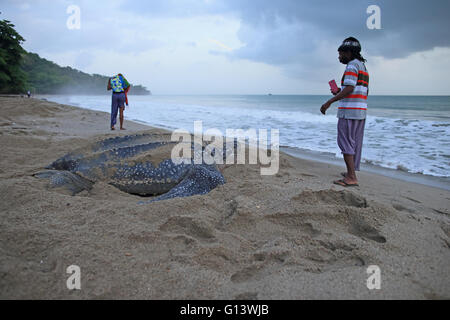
35,133,228,202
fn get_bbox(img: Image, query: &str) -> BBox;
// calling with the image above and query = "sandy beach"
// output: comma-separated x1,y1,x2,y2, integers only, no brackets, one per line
0,96,449,299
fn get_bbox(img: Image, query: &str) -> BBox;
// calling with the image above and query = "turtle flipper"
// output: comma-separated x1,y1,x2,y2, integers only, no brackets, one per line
34,170,93,196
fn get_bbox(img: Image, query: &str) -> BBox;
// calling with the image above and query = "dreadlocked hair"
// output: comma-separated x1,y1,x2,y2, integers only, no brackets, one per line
354,52,367,63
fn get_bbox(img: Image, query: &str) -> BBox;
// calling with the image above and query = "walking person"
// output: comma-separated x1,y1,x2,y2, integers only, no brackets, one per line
320,37,369,187
107,73,130,130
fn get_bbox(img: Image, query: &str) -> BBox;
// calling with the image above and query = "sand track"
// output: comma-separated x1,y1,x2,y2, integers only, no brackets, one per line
0,97,449,299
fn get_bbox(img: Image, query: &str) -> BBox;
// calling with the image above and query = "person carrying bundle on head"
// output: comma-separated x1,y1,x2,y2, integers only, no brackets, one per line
107,73,130,130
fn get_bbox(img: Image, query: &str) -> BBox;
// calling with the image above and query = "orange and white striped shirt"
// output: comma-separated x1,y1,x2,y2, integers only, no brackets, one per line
337,59,369,120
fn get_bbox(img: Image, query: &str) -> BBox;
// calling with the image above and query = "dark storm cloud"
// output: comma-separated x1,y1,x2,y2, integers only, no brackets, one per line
247,0,450,58
124,0,450,60
3,0,450,72
230,0,450,62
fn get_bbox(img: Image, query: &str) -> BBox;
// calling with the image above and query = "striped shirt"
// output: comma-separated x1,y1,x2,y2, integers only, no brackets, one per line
337,59,369,120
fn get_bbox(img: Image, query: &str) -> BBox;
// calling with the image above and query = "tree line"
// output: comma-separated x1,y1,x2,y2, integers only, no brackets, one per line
0,19,151,95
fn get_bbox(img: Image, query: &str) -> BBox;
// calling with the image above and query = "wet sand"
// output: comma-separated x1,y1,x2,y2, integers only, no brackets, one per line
0,96,449,299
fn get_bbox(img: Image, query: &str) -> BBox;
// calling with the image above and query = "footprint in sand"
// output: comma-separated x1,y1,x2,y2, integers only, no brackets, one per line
349,221,386,243
194,247,237,271
231,243,292,283
159,216,216,242
168,234,198,254
264,213,321,237
292,189,368,208
392,203,415,213
230,264,264,283
253,249,291,263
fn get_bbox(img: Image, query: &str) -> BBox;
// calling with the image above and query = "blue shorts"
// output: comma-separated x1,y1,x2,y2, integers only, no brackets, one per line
111,92,125,127
337,118,365,171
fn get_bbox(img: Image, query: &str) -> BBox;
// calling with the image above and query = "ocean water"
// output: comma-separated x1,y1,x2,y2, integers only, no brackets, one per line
44,94,450,180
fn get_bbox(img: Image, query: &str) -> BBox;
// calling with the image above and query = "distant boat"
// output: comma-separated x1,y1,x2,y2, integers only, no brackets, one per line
268,93,272,96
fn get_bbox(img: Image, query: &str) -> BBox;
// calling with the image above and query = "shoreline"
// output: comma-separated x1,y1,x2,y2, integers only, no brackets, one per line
1,96,449,299
127,113,450,192
37,94,450,190
129,115,450,191
281,146,450,191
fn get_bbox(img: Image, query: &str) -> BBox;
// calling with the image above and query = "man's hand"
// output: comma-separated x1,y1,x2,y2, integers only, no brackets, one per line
321,85,354,115
320,101,331,115
331,88,341,96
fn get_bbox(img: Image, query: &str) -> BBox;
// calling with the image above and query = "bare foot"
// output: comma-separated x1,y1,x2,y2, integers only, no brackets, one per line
343,177,358,185
111,127,115,130
120,127,126,130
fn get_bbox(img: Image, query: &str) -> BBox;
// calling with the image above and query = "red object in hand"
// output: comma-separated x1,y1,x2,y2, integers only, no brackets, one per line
329,80,339,94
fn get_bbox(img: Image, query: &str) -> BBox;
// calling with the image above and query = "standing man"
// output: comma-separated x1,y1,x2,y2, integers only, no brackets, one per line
320,37,369,187
107,73,130,130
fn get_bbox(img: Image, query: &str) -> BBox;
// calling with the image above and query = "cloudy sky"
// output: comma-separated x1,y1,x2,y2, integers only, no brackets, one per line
2,0,450,95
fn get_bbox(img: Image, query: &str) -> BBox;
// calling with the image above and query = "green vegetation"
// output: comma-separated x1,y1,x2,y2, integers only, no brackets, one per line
0,19,150,95
21,52,151,95
0,19,27,94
